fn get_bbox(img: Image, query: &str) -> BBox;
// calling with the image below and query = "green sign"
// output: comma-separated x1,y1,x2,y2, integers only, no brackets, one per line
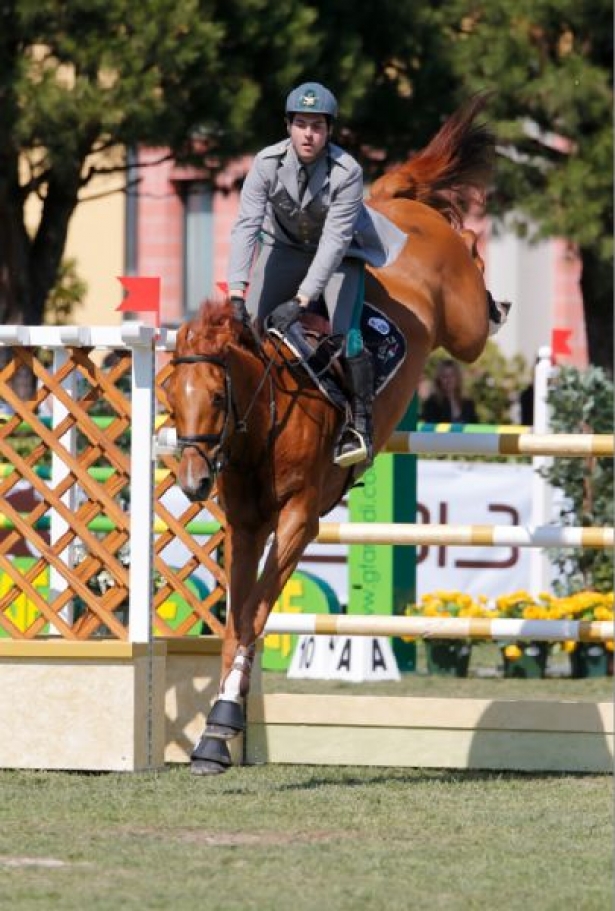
155,576,210,636
348,399,418,672
263,569,340,671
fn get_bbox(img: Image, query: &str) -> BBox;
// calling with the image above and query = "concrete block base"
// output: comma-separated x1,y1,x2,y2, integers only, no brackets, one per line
246,694,614,773
0,641,167,771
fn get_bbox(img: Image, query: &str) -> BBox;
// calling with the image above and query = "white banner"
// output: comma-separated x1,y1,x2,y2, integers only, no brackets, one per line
415,461,533,598
298,461,534,603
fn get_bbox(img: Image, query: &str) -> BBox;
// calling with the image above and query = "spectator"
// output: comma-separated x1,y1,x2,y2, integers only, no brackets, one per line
420,359,478,423
519,383,534,426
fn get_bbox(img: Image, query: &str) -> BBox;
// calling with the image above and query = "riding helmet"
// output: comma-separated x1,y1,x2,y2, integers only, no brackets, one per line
285,82,338,120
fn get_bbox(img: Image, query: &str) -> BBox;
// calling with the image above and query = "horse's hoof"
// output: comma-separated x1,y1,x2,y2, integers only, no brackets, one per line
205,699,245,739
191,759,230,776
190,733,232,771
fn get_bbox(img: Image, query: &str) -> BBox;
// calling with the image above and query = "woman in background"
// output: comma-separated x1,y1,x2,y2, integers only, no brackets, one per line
420,359,478,423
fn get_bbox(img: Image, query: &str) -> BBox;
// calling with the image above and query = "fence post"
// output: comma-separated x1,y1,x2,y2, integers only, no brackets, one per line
529,346,554,594
126,324,156,643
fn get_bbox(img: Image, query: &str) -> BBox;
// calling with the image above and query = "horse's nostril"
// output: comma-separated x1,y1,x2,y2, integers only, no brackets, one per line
183,479,212,503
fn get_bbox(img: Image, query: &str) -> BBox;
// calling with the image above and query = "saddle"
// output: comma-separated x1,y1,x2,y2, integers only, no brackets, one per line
266,301,407,410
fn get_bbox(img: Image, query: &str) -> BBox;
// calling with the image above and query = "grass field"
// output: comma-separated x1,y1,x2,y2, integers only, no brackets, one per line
0,645,612,910
0,765,611,910
264,641,614,700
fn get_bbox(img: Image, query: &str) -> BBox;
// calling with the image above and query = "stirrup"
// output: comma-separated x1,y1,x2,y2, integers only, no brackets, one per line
333,426,369,468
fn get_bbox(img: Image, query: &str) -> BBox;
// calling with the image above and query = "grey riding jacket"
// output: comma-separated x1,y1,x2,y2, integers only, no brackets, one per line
228,139,401,302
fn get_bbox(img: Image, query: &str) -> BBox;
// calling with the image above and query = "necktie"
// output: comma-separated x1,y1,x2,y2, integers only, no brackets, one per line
297,165,309,202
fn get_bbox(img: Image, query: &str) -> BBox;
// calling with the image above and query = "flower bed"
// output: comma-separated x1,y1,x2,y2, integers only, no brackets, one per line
405,590,614,678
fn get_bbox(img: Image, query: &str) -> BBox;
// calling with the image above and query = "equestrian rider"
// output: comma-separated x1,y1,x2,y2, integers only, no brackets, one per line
227,82,376,468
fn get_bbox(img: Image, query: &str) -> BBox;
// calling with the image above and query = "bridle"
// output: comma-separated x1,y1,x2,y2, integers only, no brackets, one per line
171,348,277,477
171,354,238,475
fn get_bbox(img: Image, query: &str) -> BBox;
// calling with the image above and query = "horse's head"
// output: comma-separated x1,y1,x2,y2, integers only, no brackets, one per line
168,301,239,502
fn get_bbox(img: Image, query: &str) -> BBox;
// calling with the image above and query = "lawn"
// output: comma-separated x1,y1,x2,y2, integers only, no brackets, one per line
0,644,612,910
0,764,611,911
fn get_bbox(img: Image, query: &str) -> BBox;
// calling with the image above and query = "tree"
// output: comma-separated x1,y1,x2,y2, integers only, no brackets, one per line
441,0,613,370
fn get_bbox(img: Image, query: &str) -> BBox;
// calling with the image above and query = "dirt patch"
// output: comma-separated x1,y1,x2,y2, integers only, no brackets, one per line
181,829,346,846
118,826,347,846
0,856,72,868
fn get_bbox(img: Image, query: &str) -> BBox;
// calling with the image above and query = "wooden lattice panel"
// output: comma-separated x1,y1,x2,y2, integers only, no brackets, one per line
0,346,227,640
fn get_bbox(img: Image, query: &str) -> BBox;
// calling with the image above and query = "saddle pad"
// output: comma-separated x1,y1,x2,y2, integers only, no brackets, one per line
361,301,406,396
271,301,406,408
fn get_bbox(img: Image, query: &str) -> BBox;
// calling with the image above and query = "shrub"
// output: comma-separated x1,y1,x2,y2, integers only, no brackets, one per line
542,366,614,593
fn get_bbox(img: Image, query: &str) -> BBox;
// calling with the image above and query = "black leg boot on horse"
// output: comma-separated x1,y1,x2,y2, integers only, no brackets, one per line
333,348,375,468
191,644,254,775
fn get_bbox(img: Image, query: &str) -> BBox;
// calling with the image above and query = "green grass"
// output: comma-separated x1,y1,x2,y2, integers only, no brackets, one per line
0,765,611,910
263,641,614,701
0,647,612,910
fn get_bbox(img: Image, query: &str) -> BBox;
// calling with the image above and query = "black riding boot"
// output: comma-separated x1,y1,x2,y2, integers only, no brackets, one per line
333,349,374,468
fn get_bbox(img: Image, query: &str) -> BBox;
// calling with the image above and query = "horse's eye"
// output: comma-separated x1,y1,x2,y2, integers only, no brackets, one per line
211,392,226,409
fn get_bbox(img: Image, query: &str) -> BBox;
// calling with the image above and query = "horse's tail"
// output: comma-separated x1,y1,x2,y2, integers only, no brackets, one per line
368,93,496,228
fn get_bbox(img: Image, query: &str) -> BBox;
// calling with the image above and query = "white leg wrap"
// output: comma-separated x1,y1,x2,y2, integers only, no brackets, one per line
219,651,253,704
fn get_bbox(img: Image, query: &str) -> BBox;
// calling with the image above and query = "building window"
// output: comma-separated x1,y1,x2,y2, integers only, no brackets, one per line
183,182,214,315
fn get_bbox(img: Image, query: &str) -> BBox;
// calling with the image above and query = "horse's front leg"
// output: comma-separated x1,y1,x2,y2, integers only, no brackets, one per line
240,496,319,645
191,523,268,776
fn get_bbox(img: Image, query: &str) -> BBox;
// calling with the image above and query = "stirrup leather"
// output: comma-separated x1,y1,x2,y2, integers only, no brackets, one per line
333,425,369,468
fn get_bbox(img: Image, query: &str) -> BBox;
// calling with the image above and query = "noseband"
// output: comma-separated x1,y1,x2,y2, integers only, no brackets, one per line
171,354,237,475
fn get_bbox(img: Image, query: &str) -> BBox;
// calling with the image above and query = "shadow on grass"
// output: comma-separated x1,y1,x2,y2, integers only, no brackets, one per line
214,764,602,795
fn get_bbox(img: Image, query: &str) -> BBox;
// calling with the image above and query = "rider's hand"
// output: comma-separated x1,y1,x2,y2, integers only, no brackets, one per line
230,295,251,326
267,298,304,334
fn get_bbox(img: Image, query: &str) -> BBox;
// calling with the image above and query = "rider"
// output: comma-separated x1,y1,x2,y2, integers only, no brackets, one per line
227,81,374,468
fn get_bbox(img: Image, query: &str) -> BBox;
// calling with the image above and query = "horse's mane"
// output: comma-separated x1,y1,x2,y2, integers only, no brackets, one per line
368,93,496,229
177,300,254,357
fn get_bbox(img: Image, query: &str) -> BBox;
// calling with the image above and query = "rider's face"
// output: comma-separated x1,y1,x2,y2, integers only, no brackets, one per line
288,114,330,163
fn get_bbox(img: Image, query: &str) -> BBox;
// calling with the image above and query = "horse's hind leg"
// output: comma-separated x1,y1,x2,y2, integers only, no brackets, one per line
191,524,266,776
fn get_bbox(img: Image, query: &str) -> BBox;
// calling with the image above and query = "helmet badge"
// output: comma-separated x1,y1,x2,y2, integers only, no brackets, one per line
300,89,317,108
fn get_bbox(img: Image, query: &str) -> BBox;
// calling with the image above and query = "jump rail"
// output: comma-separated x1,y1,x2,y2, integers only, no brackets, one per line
263,613,613,643
316,522,614,548
385,430,614,458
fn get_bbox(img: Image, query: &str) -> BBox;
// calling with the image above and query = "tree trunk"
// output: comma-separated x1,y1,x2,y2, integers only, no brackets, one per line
0,160,81,399
580,246,614,373
0,163,32,326
28,172,81,325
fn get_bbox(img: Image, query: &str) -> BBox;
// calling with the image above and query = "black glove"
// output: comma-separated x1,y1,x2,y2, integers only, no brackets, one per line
230,295,251,326
267,298,303,334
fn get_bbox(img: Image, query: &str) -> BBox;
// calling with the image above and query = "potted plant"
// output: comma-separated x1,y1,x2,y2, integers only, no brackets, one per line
406,591,488,677
547,591,614,678
493,591,552,678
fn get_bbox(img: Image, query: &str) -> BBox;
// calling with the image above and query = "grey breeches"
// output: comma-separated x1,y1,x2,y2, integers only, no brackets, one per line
245,243,362,335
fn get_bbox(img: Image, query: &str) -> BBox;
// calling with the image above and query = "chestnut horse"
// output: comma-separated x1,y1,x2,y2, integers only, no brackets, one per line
168,96,502,774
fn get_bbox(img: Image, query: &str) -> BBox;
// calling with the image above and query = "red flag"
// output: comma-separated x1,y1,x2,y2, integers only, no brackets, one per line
216,281,229,296
117,276,161,326
551,327,572,361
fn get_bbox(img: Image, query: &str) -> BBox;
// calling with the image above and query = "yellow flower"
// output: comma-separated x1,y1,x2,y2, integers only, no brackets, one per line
504,644,523,659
